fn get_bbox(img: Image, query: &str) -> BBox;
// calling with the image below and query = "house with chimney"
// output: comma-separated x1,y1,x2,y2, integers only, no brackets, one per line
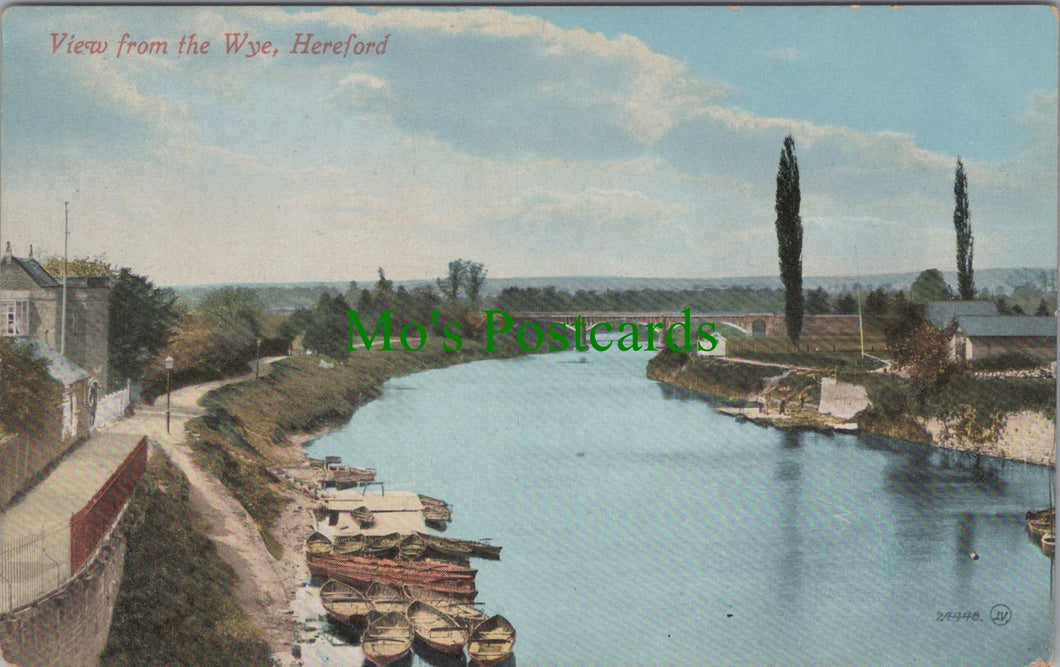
0,242,110,439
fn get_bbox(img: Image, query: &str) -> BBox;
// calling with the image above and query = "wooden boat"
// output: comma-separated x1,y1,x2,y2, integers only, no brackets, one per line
352,505,376,529
319,579,373,627
419,533,501,560
306,553,478,601
399,533,427,560
1026,508,1055,537
403,584,488,629
419,533,472,559
419,495,453,528
334,533,367,556
366,581,407,614
1042,531,1055,558
407,600,469,655
360,532,403,558
306,531,333,555
467,615,516,666
361,611,414,667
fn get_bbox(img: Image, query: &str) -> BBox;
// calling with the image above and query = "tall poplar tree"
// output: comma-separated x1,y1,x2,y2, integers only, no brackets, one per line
774,135,804,347
953,158,975,300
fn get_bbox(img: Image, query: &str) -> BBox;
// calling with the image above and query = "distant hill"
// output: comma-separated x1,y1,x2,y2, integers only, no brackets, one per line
171,267,1055,311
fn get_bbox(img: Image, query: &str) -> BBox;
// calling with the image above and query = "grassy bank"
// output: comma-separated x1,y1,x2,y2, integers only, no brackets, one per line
101,452,271,666
646,348,788,403
186,337,527,547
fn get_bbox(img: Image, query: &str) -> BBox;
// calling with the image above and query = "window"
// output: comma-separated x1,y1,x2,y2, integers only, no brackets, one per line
1,300,27,336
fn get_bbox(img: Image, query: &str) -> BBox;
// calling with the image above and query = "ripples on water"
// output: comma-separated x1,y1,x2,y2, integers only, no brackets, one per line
308,350,1054,666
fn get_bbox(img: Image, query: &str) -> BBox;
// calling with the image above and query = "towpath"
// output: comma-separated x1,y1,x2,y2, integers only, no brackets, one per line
0,358,294,653
101,357,295,652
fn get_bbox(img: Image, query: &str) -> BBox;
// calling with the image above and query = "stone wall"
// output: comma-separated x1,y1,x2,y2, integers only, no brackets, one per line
0,523,126,667
818,376,870,421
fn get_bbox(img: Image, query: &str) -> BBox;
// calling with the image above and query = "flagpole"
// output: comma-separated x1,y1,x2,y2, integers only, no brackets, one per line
855,244,865,358
60,202,68,357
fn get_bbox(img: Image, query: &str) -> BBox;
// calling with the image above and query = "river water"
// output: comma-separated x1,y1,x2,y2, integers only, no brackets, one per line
307,349,1054,666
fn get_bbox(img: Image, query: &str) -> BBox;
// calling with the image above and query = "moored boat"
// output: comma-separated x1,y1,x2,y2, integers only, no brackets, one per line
1026,507,1055,537
467,615,516,667
334,533,367,556
407,600,469,655
1042,531,1055,558
361,611,414,667
307,553,479,601
352,505,376,528
367,580,408,614
306,531,333,555
320,579,373,627
403,584,488,628
399,533,428,560
419,494,453,528
418,533,501,560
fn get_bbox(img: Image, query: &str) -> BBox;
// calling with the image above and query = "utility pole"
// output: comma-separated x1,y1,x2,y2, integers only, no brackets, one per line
60,202,69,357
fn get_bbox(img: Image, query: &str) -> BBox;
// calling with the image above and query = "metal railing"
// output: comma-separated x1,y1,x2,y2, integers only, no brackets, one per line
0,523,69,613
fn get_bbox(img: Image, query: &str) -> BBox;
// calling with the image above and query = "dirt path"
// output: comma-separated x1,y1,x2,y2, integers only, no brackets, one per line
102,357,299,653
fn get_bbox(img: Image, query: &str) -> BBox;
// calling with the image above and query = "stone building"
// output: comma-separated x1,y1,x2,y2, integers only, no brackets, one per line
0,243,110,390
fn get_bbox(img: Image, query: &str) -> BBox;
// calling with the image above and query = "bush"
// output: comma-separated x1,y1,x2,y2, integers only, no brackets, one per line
969,353,1044,372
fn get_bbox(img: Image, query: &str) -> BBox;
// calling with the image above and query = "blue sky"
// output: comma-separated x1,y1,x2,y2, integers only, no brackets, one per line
1,5,1056,285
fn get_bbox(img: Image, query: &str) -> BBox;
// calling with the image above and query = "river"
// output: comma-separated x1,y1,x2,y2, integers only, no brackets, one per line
307,348,1054,666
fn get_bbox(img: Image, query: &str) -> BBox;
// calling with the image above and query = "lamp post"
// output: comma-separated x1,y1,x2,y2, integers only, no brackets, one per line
256,338,262,378
164,355,174,434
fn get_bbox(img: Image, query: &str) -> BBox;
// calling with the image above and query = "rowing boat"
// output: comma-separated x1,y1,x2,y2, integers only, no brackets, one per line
366,581,407,614
403,584,488,629
333,533,367,556
407,600,469,654
467,615,516,666
319,579,373,627
399,533,427,560
306,531,333,555
361,611,414,667
306,553,479,601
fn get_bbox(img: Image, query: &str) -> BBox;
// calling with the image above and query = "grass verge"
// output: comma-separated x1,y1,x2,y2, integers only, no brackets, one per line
100,451,272,666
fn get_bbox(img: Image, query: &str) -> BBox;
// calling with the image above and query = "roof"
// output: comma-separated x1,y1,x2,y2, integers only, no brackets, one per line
0,255,61,288
925,300,997,328
955,315,1057,338
16,338,90,386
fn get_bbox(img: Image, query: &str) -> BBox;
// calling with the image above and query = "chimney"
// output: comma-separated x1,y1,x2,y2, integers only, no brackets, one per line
3,242,10,259
28,244,33,258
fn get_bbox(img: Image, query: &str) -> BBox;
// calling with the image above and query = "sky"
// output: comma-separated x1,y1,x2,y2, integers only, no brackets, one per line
1,5,1056,286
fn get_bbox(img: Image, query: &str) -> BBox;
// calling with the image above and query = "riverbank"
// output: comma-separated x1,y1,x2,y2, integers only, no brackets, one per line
646,350,1056,466
106,337,527,663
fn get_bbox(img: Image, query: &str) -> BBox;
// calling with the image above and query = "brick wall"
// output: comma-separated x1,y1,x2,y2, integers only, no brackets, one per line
0,524,126,667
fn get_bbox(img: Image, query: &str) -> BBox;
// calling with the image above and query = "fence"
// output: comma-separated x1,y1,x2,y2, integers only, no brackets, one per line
0,524,69,613
91,382,131,432
70,437,147,574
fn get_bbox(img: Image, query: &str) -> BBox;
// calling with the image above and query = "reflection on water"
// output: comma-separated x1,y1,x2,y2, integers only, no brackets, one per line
310,350,1053,666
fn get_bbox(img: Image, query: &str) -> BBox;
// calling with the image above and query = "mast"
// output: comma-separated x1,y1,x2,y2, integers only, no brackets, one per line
60,202,68,357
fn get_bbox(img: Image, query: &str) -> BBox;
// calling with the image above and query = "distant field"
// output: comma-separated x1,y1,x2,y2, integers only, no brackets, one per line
727,330,888,369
